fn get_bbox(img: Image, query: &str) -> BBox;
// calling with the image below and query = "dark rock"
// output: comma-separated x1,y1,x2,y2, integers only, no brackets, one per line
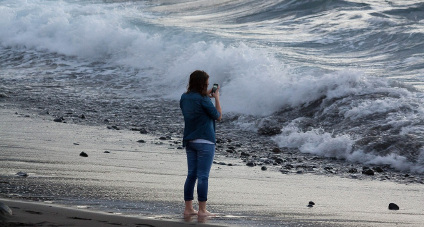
0,93,9,98
53,116,65,122
388,203,399,210
285,164,294,169
261,166,267,171
309,201,315,205
79,114,86,119
362,169,375,175
111,125,120,130
159,136,167,140
258,126,281,136
272,147,281,153
137,139,146,143
139,128,148,134
348,168,358,173
227,163,233,166
104,151,110,153
177,146,183,149
226,149,234,153
274,158,284,164
73,143,80,145
79,152,88,157
16,172,28,177
246,162,256,167
240,152,250,157
373,167,384,173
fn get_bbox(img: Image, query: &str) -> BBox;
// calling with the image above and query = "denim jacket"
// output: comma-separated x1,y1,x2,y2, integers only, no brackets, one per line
180,92,221,147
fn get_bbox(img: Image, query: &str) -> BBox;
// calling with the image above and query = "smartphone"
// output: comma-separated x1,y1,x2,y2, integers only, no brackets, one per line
212,84,219,93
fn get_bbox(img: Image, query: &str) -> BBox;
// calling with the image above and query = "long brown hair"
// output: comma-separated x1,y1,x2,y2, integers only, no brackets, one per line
187,70,209,96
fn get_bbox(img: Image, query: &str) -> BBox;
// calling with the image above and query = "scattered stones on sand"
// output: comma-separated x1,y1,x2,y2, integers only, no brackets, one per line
79,152,88,157
388,203,399,210
16,172,28,177
0,202,12,218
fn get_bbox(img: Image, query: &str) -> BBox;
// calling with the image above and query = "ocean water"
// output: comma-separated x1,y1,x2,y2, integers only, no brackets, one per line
1,0,424,173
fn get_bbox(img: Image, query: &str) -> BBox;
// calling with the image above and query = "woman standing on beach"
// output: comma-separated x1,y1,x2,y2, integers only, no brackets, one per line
180,70,222,217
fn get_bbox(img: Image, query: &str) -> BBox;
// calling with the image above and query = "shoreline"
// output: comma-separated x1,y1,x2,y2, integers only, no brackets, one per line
1,107,424,226
0,198,221,227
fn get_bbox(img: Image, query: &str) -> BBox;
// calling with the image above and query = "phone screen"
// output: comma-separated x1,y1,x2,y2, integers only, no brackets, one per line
212,84,218,93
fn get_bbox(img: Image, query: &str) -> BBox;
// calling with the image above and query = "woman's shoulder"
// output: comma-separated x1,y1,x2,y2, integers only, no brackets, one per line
182,92,203,99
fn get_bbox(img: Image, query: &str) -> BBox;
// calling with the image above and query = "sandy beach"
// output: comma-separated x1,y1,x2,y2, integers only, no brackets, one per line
1,107,424,226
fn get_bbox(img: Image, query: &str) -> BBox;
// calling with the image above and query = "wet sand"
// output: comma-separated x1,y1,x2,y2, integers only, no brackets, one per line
1,107,424,226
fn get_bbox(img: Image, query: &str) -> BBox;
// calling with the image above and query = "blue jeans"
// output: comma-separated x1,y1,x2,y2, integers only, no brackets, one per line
184,142,215,202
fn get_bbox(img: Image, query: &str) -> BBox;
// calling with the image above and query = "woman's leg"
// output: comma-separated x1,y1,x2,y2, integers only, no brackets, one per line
184,143,198,215
193,143,215,216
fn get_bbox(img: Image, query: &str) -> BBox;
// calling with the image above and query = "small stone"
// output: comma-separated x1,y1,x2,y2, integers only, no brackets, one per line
309,201,315,205
307,204,314,208
79,114,86,119
111,125,120,130
16,172,28,177
348,168,358,173
159,136,167,140
246,162,256,167
362,169,375,175
53,117,65,122
79,152,88,157
261,166,267,171
272,148,281,153
388,203,399,210
177,146,183,149
240,152,250,157
373,167,384,173
137,139,146,143
104,151,110,153
73,143,80,145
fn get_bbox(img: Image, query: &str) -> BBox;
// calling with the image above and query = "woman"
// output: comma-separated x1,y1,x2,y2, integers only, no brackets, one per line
180,70,222,217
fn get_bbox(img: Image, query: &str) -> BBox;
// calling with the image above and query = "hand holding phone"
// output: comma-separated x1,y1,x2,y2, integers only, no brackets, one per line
212,84,219,93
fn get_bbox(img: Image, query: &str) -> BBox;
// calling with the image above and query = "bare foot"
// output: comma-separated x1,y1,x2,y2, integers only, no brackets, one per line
184,209,198,216
197,210,216,217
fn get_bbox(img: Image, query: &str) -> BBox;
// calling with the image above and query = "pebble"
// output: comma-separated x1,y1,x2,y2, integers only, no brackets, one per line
79,152,88,157
16,172,28,177
53,116,65,122
362,169,375,176
137,139,146,143
388,203,399,210
246,162,256,167
261,166,267,171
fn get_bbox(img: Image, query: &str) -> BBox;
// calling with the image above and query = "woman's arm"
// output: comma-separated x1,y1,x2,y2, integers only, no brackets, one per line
211,89,222,121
